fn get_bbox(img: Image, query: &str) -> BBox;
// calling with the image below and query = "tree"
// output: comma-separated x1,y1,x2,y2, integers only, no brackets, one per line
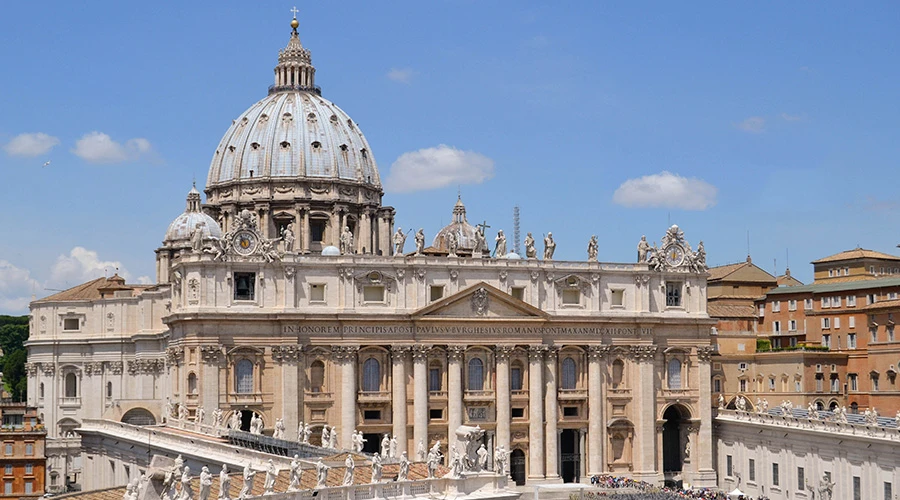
2,349,27,401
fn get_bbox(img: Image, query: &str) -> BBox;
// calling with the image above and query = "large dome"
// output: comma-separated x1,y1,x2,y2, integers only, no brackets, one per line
206,91,379,188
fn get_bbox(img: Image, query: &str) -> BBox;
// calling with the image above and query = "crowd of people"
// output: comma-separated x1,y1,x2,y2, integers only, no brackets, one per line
582,475,767,499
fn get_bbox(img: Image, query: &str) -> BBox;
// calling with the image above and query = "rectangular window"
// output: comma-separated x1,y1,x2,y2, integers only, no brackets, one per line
63,318,79,331
854,476,861,500
849,316,856,328
510,367,523,391
788,299,797,311
872,375,880,391
821,297,830,309
831,376,840,392
828,269,834,277
429,408,443,420
24,464,32,475
25,443,33,456
769,378,776,391
309,283,326,303
511,287,525,301
849,374,858,391
822,334,831,348
804,298,813,310
868,293,877,305
844,267,850,276
772,463,780,486
795,379,802,392
428,368,441,392
822,317,830,329
797,467,805,490
562,406,578,417
740,379,747,392
310,220,325,242
233,272,256,301
816,375,823,392
714,378,722,393
849,333,857,348
773,321,781,333
3,444,11,456
759,304,765,317
429,285,444,302
363,285,385,303
363,410,381,420
561,289,581,305
832,296,841,308
726,455,733,477
889,326,895,342
24,482,32,495
833,317,840,329
3,465,10,475
511,408,525,418
665,282,682,307
4,482,11,495
885,481,892,500
772,301,781,312
748,459,755,482
847,295,856,307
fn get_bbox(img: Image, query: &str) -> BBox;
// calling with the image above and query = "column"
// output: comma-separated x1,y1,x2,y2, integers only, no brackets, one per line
412,345,430,459
330,210,340,247
448,345,465,451
495,346,513,451
545,347,560,480
528,345,546,479
360,210,373,254
200,347,222,419
275,345,302,441
696,346,716,484
337,346,359,449
631,345,659,482
587,346,604,476
297,205,309,254
391,346,409,455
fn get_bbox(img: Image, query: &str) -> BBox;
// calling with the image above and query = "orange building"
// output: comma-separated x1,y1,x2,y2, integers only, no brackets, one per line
0,402,46,499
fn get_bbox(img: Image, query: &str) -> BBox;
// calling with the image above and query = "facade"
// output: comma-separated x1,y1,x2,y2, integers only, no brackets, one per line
0,402,46,499
25,14,719,492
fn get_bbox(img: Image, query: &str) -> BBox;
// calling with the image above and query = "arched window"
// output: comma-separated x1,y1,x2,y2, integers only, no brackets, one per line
310,360,325,393
64,372,78,398
561,357,577,390
468,358,484,391
667,359,682,389
510,362,523,391
188,373,198,394
612,359,625,388
362,358,380,392
235,359,254,394
106,382,113,399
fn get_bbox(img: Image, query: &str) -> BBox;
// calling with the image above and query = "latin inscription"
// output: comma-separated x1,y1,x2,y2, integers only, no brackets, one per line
282,324,652,336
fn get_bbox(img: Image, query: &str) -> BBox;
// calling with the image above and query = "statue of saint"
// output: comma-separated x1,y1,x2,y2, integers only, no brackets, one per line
473,225,486,256
281,226,295,253
316,458,329,488
494,230,507,257
370,452,383,483
587,235,598,261
199,466,213,500
263,460,277,496
524,233,536,259
238,464,255,500
340,226,354,255
637,235,650,263
393,227,408,255
179,467,194,500
342,455,355,486
191,222,206,253
415,229,425,256
447,231,459,257
288,455,301,491
543,232,556,260
398,452,410,481
218,465,231,500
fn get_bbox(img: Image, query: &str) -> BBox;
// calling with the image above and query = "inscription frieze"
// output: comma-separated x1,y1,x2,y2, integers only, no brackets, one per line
283,324,652,337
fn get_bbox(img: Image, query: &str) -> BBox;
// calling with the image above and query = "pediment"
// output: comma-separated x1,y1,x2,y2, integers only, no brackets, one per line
413,282,548,319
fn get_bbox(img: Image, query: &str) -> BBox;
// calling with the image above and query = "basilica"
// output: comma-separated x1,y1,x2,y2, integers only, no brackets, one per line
25,14,717,492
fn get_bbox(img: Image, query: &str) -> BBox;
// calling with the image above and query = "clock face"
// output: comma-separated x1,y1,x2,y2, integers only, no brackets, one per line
232,231,257,256
665,245,685,267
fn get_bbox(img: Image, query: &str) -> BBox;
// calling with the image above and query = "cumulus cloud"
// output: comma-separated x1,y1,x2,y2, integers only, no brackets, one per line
0,260,41,314
50,247,131,286
734,116,766,133
4,132,60,157
71,131,153,163
385,144,495,193
612,171,718,210
386,68,416,84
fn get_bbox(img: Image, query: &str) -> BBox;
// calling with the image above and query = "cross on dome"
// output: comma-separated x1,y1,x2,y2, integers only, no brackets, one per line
291,6,299,19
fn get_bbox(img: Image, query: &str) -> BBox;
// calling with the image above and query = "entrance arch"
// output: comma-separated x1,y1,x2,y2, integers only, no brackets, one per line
662,405,690,474
122,408,156,426
239,410,259,432
510,449,526,486
560,429,580,483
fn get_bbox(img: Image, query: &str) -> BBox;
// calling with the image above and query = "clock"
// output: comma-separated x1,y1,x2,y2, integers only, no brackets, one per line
665,245,685,267
232,230,258,256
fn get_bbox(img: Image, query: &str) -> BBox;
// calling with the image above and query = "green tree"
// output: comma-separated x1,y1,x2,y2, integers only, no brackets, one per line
2,350,26,401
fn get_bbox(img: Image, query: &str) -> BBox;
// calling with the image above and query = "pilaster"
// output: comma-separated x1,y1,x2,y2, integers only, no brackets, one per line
528,345,547,479
391,345,410,455
544,347,560,480
447,345,465,450
495,345,513,452
412,345,431,459
631,344,659,483
334,345,359,448
587,345,606,476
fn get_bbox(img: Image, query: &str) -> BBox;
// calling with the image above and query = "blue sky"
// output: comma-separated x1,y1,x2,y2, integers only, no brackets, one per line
2,1,900,313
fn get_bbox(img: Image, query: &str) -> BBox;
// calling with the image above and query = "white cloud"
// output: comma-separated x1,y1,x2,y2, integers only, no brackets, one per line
71,131,153,163
612,171,718,210
385,144,495,193
781,112,804,122
386,68,416,84
0,260,40,314
4,132,60,157
735,116,766,133
50,247,131,286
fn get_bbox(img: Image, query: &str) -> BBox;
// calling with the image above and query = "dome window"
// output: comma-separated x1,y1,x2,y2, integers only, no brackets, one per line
330,115,338,122
282,112,293,122
259,113,269,122
340,144,348,152
360,149,368,159
251,142,260,150
228,146,236,153
280,141,291,150
307,112,317,122
311,141,322,150
347,119,354,129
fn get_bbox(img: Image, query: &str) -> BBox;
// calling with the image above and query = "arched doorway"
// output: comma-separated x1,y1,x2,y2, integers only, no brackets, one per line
662,405,689,474
510,449,526,486
560,429,580,483
829,401,839,411
239,410,255,432
122,408,156,426
361,433,380,454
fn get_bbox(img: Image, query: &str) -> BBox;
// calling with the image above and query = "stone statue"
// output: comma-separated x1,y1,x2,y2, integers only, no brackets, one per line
321,425,331,448
414,229,425,256
342,455,355,486
259,237,281,263
416,439,426,461
381,434,391,457
447,231,459,257
543,232,556,260
199,466,213,500
476,444,488,471
179,466,194,500
370,452,383,483
329,427,338,449
355,430,367,453
230,411,242,431
818,472,835,500
494,230,507,257
447,446,463,478
761,398,769,413
864,407,879,425
587,235,598,262
281,226,295,253
288,455,301,492
263,459,277,495
238,464,256,500
212,408,223,429
191,222,206,253
196,406,206,425
302,423,312,445
717,394,725,409
736,396,747,412
218,465,231,500
340,226,354,255
165,456,183,500
249,413,262,435
494,445,509,475
389,435,398,458
808,402,820,420
694,240,707,270
683,438,691,460
524,233,536,259
398,452,410,481
637,235,650,263
122,480,136,500
455,425,485,471
473,226,486,256
393,228,408,255
165,398,175,421
273,418,286,439
895,410,900,427
426,445,442,479
315,458,329,488
178,403,189,421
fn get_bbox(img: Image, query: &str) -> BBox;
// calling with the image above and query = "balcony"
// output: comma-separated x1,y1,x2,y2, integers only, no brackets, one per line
304,391,334,401
59,397,81,408
511,390,529,400
464,390,495,402
558,389,588,400
225,392,264,405
428,391,447,400
357,391,391,402
268,84,322,96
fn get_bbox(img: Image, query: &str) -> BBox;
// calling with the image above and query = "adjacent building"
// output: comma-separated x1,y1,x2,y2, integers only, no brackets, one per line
0,402,45,499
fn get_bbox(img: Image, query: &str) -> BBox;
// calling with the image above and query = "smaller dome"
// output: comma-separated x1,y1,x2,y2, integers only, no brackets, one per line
433,196,478,251
164,185,223,243
504,252,522,260
322,245,340,256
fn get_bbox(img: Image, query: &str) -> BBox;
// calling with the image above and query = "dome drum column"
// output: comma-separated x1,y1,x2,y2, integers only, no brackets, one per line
296,204,310,254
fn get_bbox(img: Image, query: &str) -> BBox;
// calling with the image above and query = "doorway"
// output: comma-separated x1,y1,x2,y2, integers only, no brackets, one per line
560,429,580,483
662,405,687,473
362,433,381,454
510,449,526,486
239,410,254,432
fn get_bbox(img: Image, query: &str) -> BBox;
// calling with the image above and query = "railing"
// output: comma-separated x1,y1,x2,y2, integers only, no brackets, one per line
510,390,528,399
716,408,900,442
226,392,265,404
757,345,830,353
558,389,588,399
250,474,510,500
268,84,322,96
59,397,81,407
305,391,334,400
464,390,495,400
428,391,447,399
357,391,391,401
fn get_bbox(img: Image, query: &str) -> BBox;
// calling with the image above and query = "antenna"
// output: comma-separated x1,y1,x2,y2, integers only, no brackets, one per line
774,258,777,276
513,206,521,255
747,230,751,258
786,248,790,270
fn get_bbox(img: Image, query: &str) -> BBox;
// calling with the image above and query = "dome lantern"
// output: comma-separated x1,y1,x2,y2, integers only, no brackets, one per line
271,8,318,95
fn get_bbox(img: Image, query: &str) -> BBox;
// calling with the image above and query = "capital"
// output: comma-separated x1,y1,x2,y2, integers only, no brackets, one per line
411,344,432,361
495,345,515,361
447,345,466,360
528,344,548,360
587,345,609,360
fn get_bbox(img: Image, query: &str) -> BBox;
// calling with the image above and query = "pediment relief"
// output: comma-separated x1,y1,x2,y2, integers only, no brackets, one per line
413,282,548,319
553,274,592,295
352,270,398,292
